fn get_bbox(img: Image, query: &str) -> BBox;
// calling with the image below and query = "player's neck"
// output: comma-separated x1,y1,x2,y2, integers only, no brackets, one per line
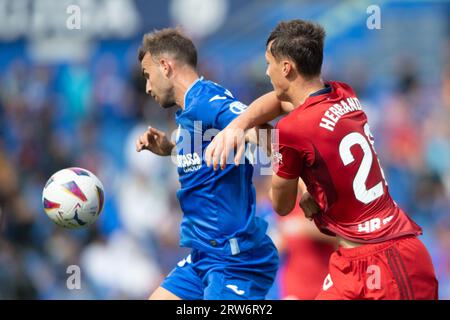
288,77,325,107
174,68,201,109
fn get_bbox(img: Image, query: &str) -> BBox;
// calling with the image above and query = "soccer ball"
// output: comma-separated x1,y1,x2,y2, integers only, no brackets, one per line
42,167,105,229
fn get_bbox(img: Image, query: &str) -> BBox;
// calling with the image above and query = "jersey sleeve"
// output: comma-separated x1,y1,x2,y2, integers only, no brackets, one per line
273,144,303,179
273,123,315,180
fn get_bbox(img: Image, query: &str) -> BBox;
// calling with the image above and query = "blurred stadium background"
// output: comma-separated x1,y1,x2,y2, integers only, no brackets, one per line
0,0,449,299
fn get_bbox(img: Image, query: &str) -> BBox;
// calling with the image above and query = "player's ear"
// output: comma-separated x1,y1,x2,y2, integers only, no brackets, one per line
282,60,292,77
159,58,173,78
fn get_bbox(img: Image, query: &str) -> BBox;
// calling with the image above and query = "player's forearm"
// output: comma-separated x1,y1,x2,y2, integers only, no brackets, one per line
228,91,284,131
271,175,299,216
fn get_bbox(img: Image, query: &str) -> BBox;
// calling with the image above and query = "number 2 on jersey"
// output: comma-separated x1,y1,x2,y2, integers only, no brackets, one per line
339,123,387,204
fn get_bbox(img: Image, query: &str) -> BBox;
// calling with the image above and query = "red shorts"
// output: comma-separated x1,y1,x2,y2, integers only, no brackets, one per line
316,236,438,300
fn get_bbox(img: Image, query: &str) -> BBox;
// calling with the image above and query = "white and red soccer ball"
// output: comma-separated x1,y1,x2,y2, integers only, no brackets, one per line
42,167,105,229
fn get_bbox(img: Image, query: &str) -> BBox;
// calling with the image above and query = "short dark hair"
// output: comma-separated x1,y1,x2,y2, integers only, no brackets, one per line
266,20,326,78
138,28,197,68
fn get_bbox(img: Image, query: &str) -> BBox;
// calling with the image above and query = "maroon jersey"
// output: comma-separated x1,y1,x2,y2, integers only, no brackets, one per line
273,81,421,243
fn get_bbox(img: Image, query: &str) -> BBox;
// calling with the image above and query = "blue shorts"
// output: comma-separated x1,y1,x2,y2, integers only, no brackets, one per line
161,235,279,300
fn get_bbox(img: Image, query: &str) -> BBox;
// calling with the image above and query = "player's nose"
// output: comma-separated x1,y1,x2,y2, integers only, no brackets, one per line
146,80,152,95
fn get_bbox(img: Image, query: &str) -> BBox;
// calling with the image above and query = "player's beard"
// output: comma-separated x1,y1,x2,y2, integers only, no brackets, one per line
158,86,176,109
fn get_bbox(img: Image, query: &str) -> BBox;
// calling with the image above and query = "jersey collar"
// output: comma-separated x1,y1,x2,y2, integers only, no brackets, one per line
309,83,332,97
297,81,334,111
183,76,204,109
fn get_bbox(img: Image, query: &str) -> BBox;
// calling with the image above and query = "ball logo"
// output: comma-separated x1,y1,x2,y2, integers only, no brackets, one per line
62,181,88,202
43,198,60,212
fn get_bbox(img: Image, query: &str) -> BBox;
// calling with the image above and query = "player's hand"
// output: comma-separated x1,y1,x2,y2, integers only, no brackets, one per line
136,126,175,156
299,192,321,220
205,128,246,170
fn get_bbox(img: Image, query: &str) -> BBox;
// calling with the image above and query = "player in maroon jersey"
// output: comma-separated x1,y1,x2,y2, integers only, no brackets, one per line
205,19,438,300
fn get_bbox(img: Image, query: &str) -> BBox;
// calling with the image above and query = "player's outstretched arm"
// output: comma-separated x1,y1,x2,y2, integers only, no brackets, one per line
206,91,292,170
270,175,299,216
136,126,175,156
230,91,287,131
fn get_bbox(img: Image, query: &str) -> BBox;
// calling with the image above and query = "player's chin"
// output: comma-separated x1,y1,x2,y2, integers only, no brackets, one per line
161,101,176,109
159,98,176,109
274,90,287,102
276,87,291,102
270,85,283,98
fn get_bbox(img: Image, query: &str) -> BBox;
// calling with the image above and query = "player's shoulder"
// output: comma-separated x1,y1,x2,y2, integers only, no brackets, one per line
189,78,248,117
275,112,311,147
190,79,234,106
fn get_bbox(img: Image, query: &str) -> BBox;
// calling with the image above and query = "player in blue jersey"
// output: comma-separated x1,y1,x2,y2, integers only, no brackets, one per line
135,28,278,300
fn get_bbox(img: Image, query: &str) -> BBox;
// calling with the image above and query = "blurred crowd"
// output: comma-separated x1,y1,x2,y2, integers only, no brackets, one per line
0,54,187,299
1,3,450,300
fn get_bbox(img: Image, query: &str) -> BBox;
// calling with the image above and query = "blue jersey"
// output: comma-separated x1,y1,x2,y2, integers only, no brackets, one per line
174,77,267,255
